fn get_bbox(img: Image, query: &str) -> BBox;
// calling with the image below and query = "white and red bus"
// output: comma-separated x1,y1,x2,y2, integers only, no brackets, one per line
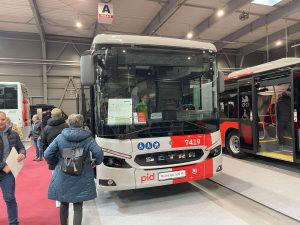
80,34,223,191
220,57,300,163
0,82,30,139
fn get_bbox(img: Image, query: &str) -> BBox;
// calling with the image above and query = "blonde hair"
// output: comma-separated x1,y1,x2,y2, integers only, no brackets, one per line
51,108,62,118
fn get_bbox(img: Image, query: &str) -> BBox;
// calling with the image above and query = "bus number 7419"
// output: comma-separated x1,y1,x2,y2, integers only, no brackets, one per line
184,139,202,146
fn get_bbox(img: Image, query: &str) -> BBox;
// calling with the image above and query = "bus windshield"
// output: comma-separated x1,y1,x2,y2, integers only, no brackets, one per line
94,45,218,139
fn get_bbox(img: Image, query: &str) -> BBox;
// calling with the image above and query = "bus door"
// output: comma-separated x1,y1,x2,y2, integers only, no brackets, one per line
292,68,300,163
255,73,293,161
238,78,258,153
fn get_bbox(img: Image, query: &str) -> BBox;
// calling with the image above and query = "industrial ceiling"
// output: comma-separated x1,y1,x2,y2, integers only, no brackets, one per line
1,0,300,56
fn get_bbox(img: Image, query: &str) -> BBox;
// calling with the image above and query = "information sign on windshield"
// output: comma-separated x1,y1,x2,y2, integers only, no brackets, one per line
107,99,132,125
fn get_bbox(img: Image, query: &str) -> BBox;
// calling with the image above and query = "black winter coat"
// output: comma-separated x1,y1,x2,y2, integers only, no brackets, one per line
41,117,68,170
41,117,68,151
0,127,26,170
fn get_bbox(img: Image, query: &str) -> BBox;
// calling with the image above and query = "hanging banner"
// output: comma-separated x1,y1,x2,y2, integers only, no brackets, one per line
98,3,113,24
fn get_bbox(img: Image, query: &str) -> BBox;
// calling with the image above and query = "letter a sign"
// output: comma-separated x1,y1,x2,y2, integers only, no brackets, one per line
98,3,113,24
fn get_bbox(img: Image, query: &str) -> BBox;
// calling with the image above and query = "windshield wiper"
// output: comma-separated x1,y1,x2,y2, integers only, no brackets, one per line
180,120,210,132
118,127,154,140
117,121,210,139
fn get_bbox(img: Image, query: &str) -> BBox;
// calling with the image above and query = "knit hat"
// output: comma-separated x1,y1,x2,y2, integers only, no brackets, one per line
51,108,62,118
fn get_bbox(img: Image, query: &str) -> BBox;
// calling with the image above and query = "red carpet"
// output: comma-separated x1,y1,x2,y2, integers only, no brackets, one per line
0,146,59,225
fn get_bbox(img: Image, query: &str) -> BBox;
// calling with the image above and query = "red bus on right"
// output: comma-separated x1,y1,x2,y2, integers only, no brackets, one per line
220,57,300,163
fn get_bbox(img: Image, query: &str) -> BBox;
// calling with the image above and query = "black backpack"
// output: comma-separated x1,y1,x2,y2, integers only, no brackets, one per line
60,146,85,176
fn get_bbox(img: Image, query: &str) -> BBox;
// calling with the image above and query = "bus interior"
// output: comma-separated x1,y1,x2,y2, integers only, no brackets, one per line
221,67,300,162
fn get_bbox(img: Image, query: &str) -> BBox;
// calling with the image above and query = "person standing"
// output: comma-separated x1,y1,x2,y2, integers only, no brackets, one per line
29,114,42,161
136,94,151,119
41,108,68,170
44,114,103,225
6,117,23,140
276,92,292,146
36,110,51,161
0,111,26,225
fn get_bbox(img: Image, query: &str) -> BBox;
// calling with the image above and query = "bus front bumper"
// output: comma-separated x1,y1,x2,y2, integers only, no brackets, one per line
97,154,222,191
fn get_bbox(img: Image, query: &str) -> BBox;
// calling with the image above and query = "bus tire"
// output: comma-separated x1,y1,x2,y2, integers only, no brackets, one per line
225,130,248,158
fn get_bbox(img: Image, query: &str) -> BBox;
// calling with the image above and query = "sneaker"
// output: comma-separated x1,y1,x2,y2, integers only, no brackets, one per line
33,158,39,161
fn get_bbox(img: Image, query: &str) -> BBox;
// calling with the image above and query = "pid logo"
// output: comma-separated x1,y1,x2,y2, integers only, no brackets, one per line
141,173,155,184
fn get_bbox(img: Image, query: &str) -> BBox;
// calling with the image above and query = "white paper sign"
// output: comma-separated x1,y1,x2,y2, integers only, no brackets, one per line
98,3,114,24
108,99,132,125
6,147,24,178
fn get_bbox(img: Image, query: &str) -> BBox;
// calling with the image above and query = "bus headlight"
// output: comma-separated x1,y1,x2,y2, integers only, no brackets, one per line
99,179,116,186
207,145,222,158
103,156,131,168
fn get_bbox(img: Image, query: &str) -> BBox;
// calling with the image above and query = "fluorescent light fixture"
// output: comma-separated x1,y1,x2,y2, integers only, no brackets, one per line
291,43,300,48
217,9,224,17
251,0,282,6
186,32,193,39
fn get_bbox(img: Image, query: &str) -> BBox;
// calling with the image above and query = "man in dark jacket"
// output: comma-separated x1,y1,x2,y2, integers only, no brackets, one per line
0,111,26,225
29,114,42,161
41,110,51,130
41,108,68,170
276,92,292,145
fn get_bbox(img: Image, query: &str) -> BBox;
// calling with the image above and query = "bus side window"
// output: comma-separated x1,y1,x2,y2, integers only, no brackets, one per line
220,98,237,119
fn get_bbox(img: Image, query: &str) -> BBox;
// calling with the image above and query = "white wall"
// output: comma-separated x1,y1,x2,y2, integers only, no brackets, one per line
0,32,91,115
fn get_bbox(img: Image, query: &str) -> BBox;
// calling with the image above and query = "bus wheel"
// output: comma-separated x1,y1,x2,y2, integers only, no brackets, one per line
226,130,248,158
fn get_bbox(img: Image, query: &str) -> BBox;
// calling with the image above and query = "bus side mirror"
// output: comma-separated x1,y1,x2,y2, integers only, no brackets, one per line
80,50,96,86
218,71,225,93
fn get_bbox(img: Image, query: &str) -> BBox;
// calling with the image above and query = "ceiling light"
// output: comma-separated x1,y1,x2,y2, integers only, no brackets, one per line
275,40,282,47
186,32,193,39
217,9,224,17
76,21,82,28
291,43,300,48
251,0,282,6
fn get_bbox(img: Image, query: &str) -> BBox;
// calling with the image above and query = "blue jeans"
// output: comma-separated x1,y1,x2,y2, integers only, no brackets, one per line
0,171,18,225
33,138,43,158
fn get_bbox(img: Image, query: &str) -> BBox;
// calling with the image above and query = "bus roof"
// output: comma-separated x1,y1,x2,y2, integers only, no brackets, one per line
226,57,300,80
92,34,217,52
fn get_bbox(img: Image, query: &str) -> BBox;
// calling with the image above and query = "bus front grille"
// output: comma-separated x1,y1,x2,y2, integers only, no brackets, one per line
134,149,204,167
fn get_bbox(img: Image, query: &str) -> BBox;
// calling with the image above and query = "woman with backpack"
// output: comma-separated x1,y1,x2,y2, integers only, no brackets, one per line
44,114,103,225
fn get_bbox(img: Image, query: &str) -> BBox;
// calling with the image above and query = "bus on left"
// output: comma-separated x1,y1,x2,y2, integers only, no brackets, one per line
0,82,30,139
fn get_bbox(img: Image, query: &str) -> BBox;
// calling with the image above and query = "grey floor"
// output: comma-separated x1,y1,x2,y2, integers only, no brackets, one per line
212,155,300,221
66,155,300,225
